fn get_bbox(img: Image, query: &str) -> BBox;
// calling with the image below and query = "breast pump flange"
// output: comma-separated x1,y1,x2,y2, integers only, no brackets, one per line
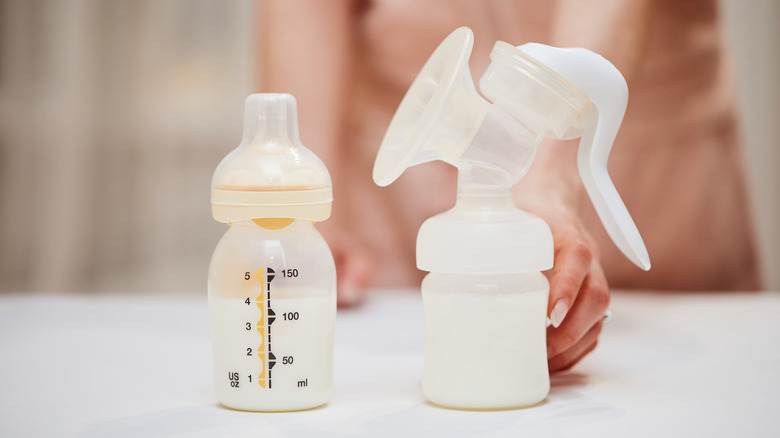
374,27,650,410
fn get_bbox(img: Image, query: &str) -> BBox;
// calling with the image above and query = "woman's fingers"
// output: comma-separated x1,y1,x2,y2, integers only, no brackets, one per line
547,260,610,360
548,235,593,327
325,228,375,307
549,321,604,372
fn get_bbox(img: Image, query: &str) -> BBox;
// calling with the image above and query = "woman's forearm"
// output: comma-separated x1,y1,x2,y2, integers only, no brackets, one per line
259,0,358,170
514,0,655,209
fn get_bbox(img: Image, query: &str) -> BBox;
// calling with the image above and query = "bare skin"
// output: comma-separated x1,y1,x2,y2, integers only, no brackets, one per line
260,0,762,371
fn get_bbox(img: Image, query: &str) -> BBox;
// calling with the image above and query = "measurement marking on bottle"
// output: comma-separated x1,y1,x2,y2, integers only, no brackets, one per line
254,267,276,389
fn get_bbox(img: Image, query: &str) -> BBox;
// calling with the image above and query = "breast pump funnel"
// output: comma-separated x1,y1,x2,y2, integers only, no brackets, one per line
373,28,488,187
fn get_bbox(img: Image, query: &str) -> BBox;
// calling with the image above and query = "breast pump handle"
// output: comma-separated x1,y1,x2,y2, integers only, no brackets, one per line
517,44,651,271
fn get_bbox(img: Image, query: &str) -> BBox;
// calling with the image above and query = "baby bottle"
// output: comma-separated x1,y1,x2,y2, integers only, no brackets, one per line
208,93,336,412
373,28,650,410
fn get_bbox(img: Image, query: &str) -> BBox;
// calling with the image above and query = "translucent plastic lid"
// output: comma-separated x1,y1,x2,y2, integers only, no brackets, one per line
211,94,332,223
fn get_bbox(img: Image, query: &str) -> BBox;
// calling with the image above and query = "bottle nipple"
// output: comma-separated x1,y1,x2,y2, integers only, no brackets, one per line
242,92,301,146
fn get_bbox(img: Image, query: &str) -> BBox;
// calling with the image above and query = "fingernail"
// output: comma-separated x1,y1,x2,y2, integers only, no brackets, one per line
550,299,569,328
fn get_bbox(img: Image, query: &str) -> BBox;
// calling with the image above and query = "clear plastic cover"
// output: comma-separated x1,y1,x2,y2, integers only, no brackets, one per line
211,94,332,222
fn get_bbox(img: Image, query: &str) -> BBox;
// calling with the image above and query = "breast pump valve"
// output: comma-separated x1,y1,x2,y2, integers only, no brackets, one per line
373,27,650,410
208,93,336,412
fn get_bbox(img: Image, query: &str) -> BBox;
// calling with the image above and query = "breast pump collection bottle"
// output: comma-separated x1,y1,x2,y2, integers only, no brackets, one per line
373,27,651,410
208,93,336,412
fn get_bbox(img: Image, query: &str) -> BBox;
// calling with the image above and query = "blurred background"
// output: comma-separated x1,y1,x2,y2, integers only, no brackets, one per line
0,0,777,294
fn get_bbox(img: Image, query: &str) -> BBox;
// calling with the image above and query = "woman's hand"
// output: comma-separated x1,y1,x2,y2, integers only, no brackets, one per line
319,226,374,308
541,206,610,372
513,139,610,372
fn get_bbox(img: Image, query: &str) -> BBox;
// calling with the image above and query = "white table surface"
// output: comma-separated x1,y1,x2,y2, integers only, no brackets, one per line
1,289,779,438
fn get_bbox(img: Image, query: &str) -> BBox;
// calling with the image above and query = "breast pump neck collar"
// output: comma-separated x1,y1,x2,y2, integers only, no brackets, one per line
373,27,650,274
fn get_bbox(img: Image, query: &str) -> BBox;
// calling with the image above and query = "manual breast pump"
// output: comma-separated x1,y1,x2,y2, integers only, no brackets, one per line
373,27,650,410
208,93,336,412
